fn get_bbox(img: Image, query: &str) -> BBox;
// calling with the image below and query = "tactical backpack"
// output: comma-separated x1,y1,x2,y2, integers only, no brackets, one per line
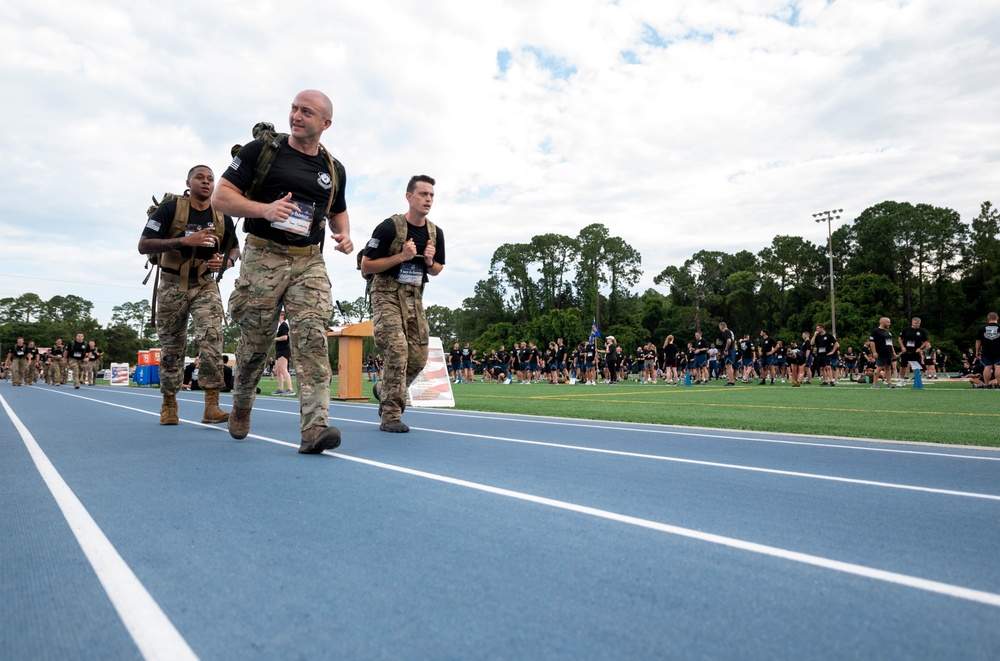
357,214,437,309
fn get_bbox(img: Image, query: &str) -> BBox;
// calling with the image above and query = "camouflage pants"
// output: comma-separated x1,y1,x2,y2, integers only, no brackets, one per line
228,243,333,432
49,361,66,385
67,359,86,387
156,278,226,397
10,357,28,385
372,285,429,422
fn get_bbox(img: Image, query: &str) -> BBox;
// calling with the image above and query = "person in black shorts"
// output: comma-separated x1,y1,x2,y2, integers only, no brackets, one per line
898,317,929,381
662,335,680,384
274,311,294,395
812,324,839,386
449,342,462,382
867,317,896,388
975,311,1000,387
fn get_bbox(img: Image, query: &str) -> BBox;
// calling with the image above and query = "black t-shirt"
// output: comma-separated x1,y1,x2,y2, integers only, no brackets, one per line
869,328,895,358
143,199,238,261
50,345,65,359
815,333,838,358
760,337,775,356
8,344,27,359
719,329,735,351
899,327,928,353
739,340,753,360
978,323,1000,357
606,343,619,364
275,321,290,352
585,343,596,361
694,339,709,354
449,348,462,366
664,343,680,360
69,341,87,360
223,137,347,246
362,217,446,284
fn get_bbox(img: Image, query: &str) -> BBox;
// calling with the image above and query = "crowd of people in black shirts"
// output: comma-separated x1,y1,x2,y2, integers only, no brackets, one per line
443,313,1000,389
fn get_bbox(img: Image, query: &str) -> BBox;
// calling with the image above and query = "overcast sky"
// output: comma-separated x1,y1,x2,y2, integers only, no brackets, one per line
2,0,998,325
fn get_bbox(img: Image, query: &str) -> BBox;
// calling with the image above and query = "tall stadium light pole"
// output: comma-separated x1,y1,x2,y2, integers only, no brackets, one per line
813,209,843,337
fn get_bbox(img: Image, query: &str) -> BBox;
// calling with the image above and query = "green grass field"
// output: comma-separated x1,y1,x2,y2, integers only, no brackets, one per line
362,377,999,448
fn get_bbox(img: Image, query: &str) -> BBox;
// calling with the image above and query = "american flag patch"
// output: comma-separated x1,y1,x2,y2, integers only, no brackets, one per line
228,156,241,171
146,219,161,231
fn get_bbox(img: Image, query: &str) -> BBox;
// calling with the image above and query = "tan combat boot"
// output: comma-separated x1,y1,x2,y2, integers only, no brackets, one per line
202,389,230,424
298,425,342,454
160,394,179,426
228,404,252,440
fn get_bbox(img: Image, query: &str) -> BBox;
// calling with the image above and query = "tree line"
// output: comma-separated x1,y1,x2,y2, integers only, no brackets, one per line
427,200,999,362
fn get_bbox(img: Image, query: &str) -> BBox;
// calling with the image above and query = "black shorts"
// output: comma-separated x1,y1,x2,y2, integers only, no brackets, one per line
275,347,291,361
901,351,922,365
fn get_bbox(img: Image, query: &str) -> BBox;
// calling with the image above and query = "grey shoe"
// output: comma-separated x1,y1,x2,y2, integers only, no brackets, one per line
379,420,410,433
298,425,341,454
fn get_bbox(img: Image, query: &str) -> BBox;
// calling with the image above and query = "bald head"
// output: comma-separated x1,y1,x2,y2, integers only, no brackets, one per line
295,89,333,120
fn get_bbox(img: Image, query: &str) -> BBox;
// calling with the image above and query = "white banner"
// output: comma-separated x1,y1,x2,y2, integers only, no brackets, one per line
110,363,130,386
407,336,455,408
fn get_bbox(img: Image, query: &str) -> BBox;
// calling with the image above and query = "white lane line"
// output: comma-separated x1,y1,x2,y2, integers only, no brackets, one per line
351,425,1000,503
22,390,1000,609
32,387,1000,502
329,452,1000,609
358,406,1000,461
0,394,198,661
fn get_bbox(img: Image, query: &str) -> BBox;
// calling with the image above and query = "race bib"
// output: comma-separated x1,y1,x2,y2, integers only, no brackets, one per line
885,339,892,347
396,262,423,285
271,199,314,236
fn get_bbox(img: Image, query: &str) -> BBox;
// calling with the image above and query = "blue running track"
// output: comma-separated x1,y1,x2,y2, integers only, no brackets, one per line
2,383,999,659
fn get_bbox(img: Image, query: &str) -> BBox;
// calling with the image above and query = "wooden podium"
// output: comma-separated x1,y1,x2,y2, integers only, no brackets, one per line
328,321,374,401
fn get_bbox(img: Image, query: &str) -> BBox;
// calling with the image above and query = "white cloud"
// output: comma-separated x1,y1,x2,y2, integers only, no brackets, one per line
0,0,997,325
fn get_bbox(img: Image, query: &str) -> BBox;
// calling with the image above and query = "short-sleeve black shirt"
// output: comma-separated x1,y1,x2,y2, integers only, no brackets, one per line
899,327,928,353
978,323,1000,358
362,217,446,284
223,137,347,247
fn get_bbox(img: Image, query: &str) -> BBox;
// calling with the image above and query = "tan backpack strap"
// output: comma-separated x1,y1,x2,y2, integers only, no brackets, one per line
318,144,339,219
426,219,437,256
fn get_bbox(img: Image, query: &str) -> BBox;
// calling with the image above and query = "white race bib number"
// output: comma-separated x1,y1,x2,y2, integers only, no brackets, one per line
397,262,423,285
